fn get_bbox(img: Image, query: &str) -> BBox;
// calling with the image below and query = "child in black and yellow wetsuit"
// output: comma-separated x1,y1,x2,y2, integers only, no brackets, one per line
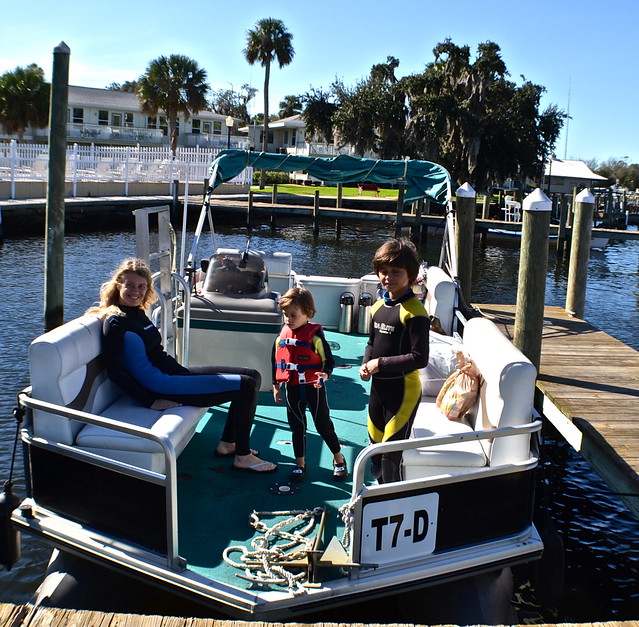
359,238,430,483
272,288,347,483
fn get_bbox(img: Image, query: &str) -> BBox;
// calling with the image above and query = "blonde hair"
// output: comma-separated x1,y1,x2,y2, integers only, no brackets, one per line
278,287,316,318
85,257,156,316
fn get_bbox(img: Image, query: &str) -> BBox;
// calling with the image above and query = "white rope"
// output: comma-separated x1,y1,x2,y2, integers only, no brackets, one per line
222,508,323,595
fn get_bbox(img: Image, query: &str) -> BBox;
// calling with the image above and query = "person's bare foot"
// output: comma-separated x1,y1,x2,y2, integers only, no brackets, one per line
215,442,258,457
231,452,277,473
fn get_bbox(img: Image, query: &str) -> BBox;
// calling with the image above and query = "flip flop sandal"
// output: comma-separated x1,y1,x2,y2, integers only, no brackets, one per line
231,461,277,474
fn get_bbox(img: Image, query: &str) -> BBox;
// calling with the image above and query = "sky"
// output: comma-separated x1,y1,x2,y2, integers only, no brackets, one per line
2,0,637,165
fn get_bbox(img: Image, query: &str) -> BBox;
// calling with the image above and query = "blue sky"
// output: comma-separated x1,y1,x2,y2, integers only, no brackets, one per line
2,0,637,164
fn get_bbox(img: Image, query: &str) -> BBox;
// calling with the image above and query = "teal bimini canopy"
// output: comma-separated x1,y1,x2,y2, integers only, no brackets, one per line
206,150,452,206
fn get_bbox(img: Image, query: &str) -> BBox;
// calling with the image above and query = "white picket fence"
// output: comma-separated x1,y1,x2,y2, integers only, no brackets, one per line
0,141,252,198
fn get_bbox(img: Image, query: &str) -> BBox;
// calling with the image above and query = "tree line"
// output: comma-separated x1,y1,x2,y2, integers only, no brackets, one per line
0,18,633,191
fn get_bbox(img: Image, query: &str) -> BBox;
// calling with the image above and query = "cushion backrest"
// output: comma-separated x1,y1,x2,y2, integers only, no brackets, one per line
463,317,537,465
425,266,457,335
29,314,121,444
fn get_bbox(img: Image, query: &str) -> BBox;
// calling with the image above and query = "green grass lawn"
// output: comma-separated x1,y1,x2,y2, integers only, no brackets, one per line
250,183,399,199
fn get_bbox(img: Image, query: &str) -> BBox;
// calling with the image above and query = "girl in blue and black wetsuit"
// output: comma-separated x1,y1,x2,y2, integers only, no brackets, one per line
359,238,429,484
86,257,276,474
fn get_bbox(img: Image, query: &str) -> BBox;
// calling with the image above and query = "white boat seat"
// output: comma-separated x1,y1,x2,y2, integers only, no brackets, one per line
403,316,536,479
29,315,207,473
425,265,457,335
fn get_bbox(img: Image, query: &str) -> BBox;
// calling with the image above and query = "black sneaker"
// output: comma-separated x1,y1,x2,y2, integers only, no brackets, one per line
289,466,306,483
333,459,348,481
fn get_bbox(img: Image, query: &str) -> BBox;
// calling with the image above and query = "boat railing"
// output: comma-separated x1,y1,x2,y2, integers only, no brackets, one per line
151,271,192,365
346,419,543,568
17,391,185,572
351,419,543,494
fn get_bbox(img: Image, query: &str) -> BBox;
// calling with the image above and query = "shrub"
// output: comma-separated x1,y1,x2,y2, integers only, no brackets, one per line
252,170,291,185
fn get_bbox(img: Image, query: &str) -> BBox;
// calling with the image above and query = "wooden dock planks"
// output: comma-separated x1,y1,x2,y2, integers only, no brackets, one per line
477,304,639,519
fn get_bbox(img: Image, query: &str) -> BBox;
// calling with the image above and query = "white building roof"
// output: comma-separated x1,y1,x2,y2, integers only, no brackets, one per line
67,85,226,121
544,159,607,181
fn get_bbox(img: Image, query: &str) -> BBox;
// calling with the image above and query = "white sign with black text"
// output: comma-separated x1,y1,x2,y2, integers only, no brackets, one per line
360,492,439,566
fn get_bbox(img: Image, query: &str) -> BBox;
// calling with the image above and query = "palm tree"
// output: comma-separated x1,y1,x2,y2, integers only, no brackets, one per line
244,17,294,186
278,95,302,118
137,55,209,154
0,64,50,142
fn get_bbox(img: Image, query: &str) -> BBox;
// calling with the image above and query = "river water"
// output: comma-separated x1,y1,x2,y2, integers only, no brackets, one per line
0,217,638,621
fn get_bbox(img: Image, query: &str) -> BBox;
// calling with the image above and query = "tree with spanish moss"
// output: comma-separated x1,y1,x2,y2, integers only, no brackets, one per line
401,39,564,188
244,17,294,186
331,56,406,159
136,55,209,154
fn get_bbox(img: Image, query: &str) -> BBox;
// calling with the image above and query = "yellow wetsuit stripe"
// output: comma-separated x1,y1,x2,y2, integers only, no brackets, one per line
367,370,422,442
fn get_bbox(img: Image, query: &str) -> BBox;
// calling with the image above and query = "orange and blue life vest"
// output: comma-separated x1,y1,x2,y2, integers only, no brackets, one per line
274,322,323,385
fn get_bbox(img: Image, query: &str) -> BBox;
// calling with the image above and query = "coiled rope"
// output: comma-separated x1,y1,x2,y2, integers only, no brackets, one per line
223,507,324,595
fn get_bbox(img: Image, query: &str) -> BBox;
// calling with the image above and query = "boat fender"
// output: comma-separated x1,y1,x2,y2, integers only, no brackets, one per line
0,480,21,570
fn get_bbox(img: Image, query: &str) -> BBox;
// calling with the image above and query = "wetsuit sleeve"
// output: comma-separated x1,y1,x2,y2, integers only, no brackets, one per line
103,314,158,407
362,301,380,364
378,314,430,373
315,328,335,377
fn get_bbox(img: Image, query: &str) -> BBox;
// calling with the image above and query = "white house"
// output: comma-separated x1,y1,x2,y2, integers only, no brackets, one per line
0,85,248,150
544,158,608,194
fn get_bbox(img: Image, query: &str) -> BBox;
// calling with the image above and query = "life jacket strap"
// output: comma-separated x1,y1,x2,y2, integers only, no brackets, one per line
278,338,313,348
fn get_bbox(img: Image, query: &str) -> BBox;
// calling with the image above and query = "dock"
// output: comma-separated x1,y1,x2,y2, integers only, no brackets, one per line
477,304,639,519
1,603,638,627
2,193,639,242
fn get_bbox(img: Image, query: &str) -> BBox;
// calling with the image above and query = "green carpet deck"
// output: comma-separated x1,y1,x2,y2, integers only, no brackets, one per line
176,330,371,588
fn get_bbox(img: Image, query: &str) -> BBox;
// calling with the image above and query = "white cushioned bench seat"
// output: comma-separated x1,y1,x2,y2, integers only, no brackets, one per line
403,316,536,480
29,315,207,474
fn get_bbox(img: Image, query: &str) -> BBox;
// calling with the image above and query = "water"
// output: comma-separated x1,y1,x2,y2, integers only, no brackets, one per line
1,218,638,621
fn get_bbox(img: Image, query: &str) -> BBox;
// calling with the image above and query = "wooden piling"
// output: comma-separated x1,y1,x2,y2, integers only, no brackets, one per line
394,184,405,238
454,183,476,304
246,190,253,230
272,183,278,205
336,183,343,208
44,42,70,332
414,198,424,242
335,219,341,238
513,188,552,373
313,189,320,236
482,193,490,219
565,189,595,318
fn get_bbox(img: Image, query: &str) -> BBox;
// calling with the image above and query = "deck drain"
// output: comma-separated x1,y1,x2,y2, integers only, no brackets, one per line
269,482,300,495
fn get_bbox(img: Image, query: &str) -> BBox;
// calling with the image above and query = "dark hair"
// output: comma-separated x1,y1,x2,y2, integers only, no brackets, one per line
372,238,420,285
279,287,316,318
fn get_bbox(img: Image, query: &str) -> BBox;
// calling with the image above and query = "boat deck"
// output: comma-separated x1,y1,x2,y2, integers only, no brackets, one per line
477,304,639,519
176,330,371,587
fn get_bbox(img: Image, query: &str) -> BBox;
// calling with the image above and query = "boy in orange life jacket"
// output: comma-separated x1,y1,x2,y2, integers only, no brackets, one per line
272,287,347,483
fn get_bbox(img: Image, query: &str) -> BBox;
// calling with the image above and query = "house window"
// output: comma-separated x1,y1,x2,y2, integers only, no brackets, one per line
213,121,222,135
98,110,109,126
111,113,122,127
72,108,84,123
192,119,201,134
124,113,134,127
291,130,297,146
147,116,157,129
203,121,212,134
259,130,274,144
